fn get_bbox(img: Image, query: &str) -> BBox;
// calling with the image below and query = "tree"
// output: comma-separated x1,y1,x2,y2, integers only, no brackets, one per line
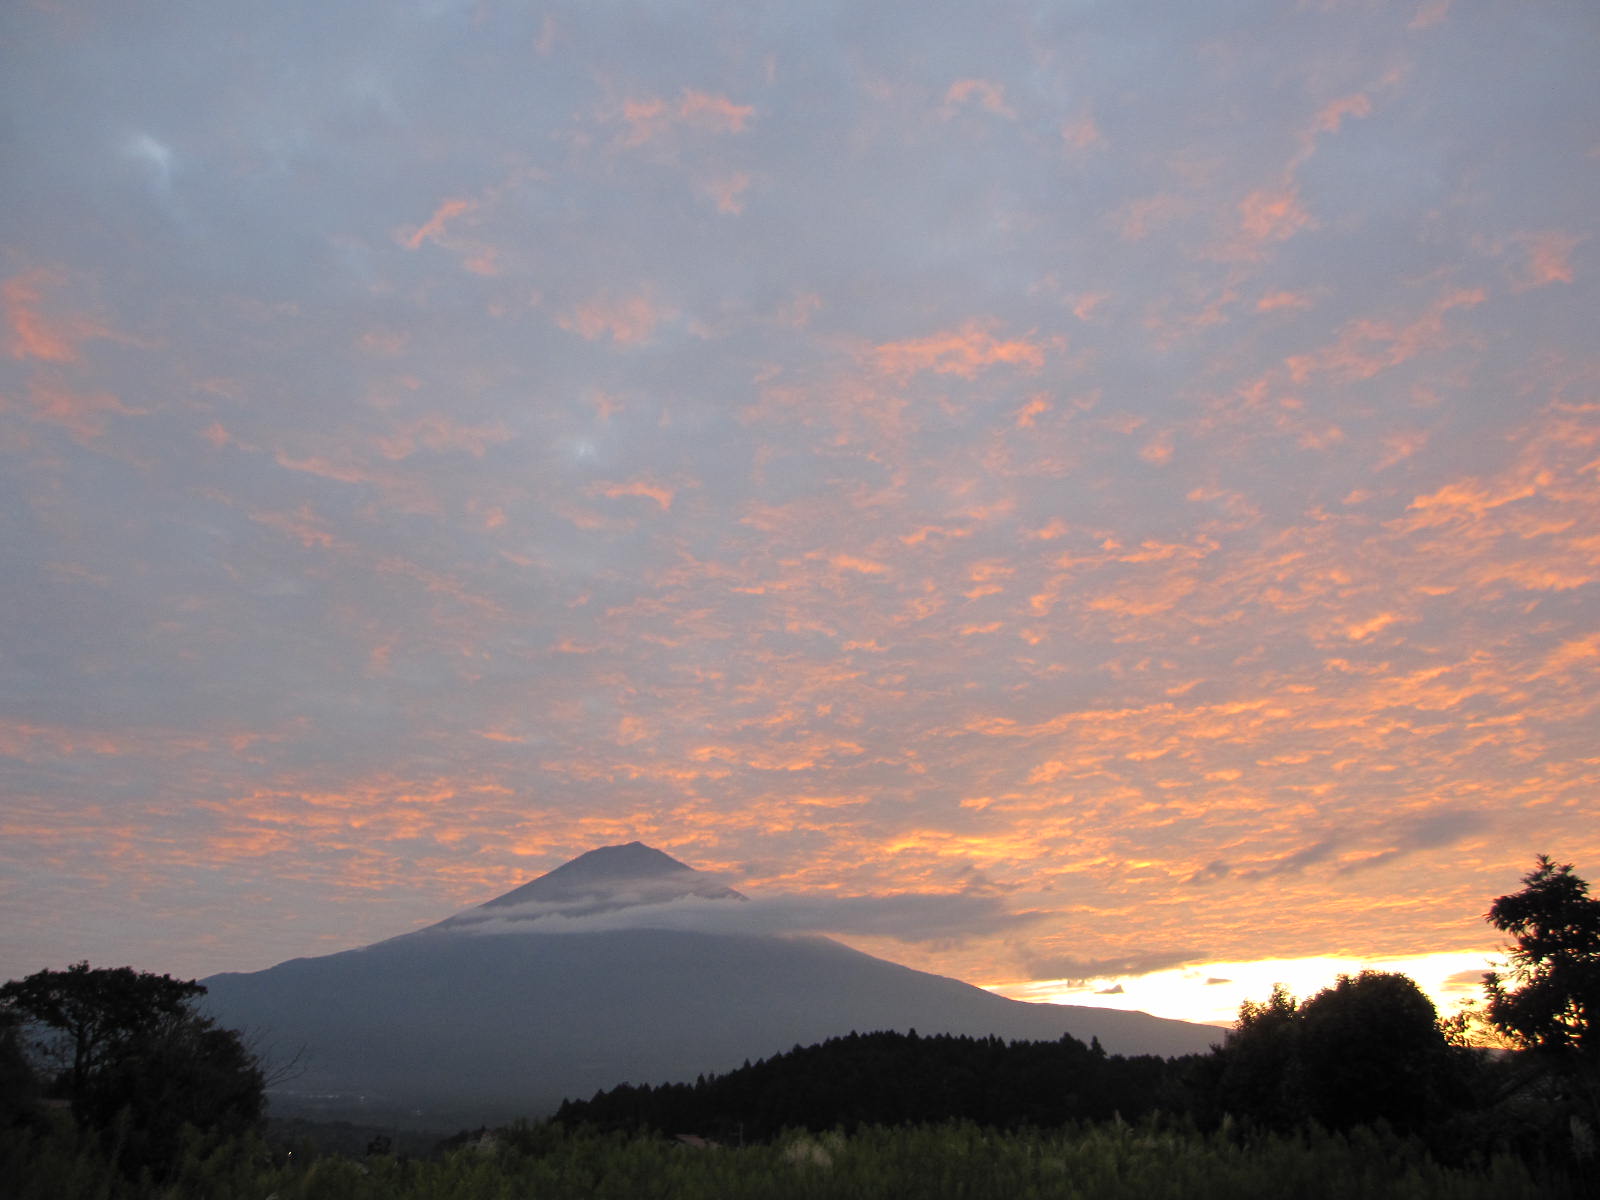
1484,855,1600,1067
0,963,263,1179
0,1008,38,1128
1296,971,1457,1132
1210,983,1303,1129
0,962,204,1115
1205,973,1464,1134
81,1009,264,1176
1484,855,1600,1150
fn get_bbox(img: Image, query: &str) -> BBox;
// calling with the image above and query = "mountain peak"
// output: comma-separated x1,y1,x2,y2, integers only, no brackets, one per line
421,842,745,934
481,841,696,909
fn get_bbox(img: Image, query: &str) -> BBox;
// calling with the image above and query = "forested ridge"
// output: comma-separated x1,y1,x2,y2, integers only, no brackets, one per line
556,1029,1192,1139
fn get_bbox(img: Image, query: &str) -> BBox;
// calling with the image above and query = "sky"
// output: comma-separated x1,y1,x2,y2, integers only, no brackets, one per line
2,0,1597,1029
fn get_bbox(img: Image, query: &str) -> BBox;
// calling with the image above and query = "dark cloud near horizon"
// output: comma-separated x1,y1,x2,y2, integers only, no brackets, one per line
1190,809,1490,885
1021,950,1205,986
1337,810,1489,875
1228,838,1343,883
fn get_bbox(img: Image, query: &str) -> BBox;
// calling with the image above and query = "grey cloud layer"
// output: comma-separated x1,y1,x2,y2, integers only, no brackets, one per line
444,890,1044,943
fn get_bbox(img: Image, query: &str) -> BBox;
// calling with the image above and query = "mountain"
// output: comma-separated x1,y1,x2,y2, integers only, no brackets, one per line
427,841,746,929
202,843,1220,1125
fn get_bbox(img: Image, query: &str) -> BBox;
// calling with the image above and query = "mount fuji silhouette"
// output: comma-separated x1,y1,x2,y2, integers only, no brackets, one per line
202,843,1218,1124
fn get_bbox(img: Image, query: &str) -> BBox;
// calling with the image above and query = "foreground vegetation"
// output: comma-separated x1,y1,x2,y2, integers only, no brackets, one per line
1,1114,1572,1200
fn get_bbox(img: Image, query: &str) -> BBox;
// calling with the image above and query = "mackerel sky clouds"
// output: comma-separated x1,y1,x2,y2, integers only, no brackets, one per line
3,0,1597,1024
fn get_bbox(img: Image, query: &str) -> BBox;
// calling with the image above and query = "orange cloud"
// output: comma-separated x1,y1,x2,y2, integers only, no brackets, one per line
372,555,505,620
901,525,972,545
1406,476,1543,521
1257,291,1314,313
534,14,557,54
1060,115,1104,151
1341,612,1401,641
399,196,476,250
21,378,143,441
943,79,1016,119
1286,287,1486,383
619,89,754,146
1015,396,1051,427
3,268,130,363
831,554,890,576
594,479,675,511
0,719,130,760
376,415,513,460
1071,293,1109,321
1237,186,1315,248
1377,429,1428,469
690,737,865,772
388,169,539,272
358,329,410,356
873,320,1045,378
1311,93,1372,137
560,292,669,344
271,449,442,515
1114,194,1187,242
1511,230,1584,291
1409,0,1452,29
776,292,823,328
250,504,341,550
4,270,79,362
1139,434,1174,465
678,89,755,132
703,171,752,214
1538,632,1600,677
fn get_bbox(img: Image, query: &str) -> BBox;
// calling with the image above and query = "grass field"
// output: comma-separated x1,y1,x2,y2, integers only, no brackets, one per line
3,1115,1571,1200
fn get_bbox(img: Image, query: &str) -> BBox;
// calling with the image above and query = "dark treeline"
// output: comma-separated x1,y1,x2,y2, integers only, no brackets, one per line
556,1029,1191,1140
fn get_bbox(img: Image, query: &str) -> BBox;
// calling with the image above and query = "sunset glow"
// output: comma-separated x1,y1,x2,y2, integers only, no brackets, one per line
2,1,1596,1028
987,949,1501,1029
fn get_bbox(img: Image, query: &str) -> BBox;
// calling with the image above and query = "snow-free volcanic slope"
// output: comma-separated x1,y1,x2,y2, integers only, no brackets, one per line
202,845,1219,1124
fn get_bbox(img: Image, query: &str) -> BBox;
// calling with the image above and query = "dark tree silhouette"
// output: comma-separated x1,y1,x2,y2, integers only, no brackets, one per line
1205,973,1464,1135
1484,855,1600,1142
557,1029,1194,1140
1209,983,1302,1128
0,1008,37,1128
1485,856,1600,1066
0,962,204,1116
1297,971,1457,1132
0,962,263,1179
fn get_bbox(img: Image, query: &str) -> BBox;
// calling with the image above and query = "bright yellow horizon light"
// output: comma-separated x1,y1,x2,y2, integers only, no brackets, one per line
984,948,1502,1030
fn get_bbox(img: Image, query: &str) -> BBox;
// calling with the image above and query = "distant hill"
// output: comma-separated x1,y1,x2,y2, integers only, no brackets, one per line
557,1028,1193,1139
202,843,1219,1124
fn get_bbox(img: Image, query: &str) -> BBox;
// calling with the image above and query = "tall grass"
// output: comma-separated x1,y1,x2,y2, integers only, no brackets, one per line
3,1115,1569,1199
